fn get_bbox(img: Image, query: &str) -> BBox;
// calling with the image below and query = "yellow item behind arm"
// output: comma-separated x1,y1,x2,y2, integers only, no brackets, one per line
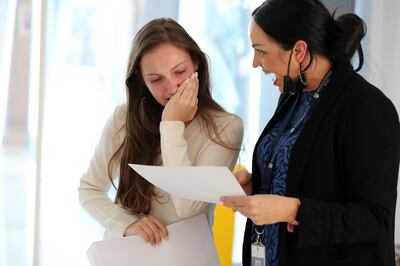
213,164,246,266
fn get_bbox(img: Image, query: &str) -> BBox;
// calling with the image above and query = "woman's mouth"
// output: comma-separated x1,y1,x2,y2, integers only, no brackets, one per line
272,74,278,86
263,71,281,89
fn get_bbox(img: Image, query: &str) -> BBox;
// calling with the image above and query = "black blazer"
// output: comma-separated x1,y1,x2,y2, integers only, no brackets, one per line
242,61,400,266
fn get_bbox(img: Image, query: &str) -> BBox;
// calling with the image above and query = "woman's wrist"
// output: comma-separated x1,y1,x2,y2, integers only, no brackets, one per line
124,221,138,236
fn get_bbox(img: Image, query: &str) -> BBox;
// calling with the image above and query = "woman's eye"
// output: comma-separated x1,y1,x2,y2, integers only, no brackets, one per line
150,77,161,83
175,69,186,75
256,49,265,55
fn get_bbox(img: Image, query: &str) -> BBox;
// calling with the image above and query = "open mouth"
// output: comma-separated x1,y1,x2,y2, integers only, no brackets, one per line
262,71,279,87
272,74,278,86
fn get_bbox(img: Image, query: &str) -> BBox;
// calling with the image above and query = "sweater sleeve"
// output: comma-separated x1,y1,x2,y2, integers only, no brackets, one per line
159,115,244,218
78,105,139,237
296,95,400,247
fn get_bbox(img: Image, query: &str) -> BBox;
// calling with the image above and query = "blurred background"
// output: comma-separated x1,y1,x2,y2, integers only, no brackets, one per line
0,0,399,265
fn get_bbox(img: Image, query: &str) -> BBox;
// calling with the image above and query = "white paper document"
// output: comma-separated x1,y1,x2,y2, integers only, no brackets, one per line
128,164,246,203
87,214,219,266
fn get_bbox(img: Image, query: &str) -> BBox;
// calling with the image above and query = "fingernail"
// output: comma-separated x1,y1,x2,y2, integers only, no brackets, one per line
194,72,198,78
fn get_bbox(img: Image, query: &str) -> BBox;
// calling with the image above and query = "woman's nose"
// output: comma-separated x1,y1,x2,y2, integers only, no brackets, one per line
252,55,260,68
169,74,188,94
166,78,180,95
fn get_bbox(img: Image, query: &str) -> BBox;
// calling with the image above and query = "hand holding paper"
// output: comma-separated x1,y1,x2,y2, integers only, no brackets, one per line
128,164,246,203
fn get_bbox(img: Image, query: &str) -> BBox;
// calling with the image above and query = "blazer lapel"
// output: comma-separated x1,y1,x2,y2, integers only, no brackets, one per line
285,61,354,196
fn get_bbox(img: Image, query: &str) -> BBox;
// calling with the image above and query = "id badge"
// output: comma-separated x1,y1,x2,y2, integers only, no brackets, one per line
251,241,266,266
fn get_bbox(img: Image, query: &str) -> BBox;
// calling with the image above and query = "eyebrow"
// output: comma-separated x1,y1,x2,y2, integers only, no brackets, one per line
144,60,188,76
252,43,264,48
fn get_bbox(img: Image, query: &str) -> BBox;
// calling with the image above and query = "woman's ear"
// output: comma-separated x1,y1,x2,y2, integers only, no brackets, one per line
293,40,308,64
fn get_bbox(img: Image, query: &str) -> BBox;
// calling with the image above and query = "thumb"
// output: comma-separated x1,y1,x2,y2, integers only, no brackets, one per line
236,170,251,185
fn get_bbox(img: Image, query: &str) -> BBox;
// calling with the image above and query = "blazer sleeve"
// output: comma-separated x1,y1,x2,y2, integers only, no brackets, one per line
159,115,244,218
296,94,400,247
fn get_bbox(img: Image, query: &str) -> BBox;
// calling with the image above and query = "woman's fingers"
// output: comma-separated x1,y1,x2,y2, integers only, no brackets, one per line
220,196,258,218
143,217,162,244
222,195,300,226
175,72,197,99
148,216,169,240
135,223,153,243
135,216,168,245
236,170,251,186
161,72,198,122
183,72,199,101
235,170,253,195
220,195,248,207
175,77,190,98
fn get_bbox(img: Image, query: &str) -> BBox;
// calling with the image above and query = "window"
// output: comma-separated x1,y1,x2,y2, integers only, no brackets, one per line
178,1,278,264
37,0,133,265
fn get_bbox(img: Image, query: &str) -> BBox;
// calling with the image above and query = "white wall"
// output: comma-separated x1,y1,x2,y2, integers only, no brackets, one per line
355,0,400,243
2,0,31,147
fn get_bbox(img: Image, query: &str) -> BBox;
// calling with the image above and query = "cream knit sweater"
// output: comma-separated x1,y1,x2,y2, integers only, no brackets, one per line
78,104,243,238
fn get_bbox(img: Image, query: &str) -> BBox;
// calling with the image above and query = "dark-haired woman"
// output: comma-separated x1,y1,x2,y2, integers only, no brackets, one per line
79,18,243,245
221,0,400,265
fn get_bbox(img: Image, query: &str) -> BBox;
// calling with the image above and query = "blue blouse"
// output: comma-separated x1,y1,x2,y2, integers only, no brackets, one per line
252,89,321,266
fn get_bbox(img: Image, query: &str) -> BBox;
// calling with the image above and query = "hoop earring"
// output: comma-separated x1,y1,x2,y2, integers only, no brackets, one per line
299,68,307,86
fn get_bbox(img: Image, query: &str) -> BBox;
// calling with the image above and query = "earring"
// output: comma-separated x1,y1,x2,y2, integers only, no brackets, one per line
299,68,307,86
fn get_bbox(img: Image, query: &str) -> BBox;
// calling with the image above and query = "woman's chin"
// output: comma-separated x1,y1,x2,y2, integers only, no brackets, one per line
273,81,283,92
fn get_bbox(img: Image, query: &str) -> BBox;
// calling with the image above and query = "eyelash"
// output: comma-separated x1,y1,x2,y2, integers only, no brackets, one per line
149,69,187,83
150,78,161,83
256,49,265,55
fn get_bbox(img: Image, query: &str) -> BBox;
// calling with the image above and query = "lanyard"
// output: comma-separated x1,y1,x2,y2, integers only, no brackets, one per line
253,70,333,256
